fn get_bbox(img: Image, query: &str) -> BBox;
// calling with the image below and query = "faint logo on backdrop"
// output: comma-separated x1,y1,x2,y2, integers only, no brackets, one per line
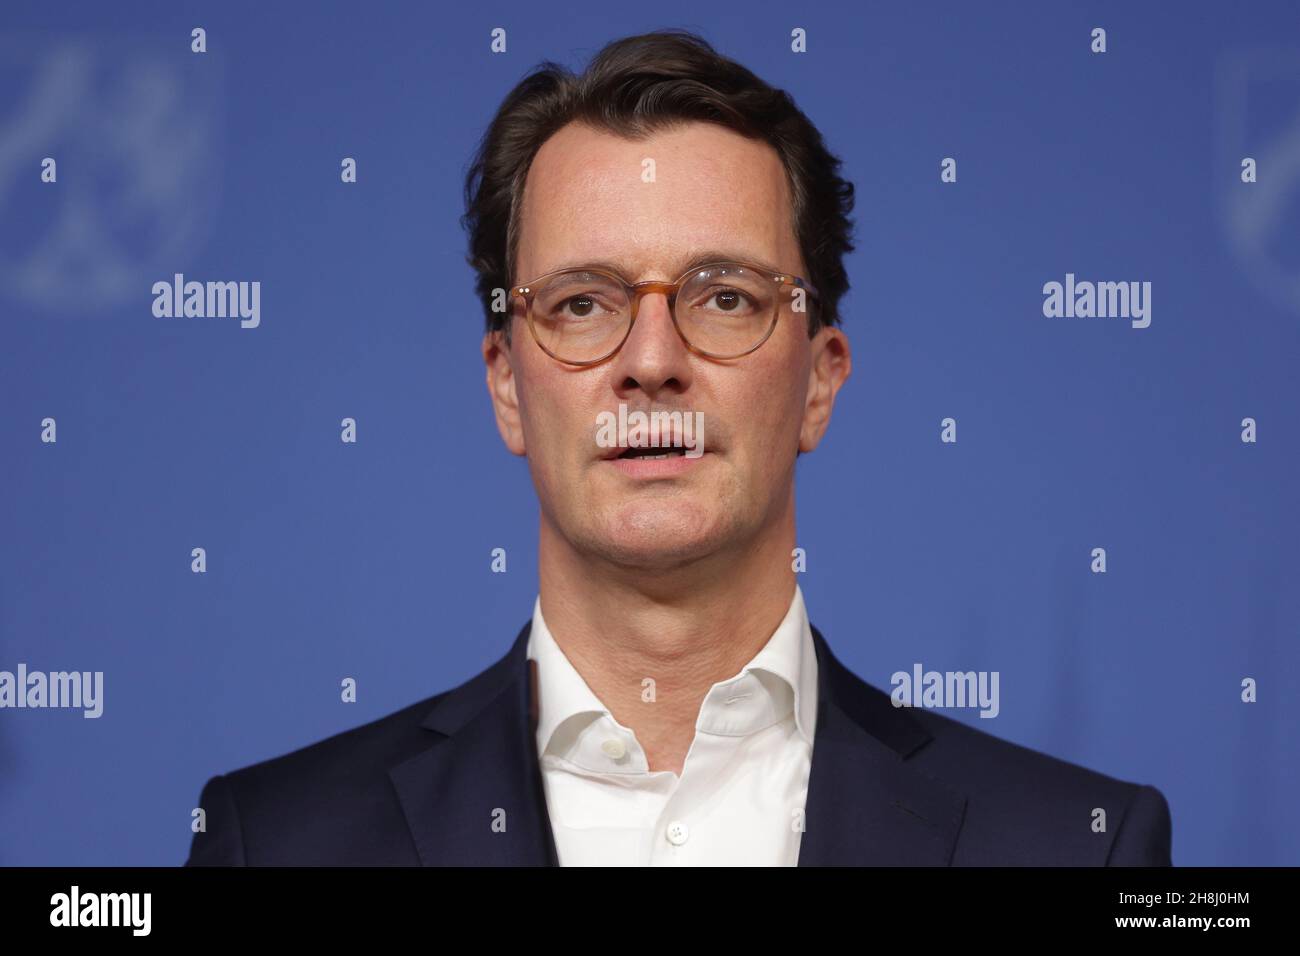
1215,47,1300,314
0,38,221,313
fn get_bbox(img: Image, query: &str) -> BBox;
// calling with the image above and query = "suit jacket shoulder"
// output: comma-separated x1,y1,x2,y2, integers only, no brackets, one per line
185,638,521,866
817,642,1173,865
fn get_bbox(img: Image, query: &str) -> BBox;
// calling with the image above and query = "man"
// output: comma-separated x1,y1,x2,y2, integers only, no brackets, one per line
185,30,1172,866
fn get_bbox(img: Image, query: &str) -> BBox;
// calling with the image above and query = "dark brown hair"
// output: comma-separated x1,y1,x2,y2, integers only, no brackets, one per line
462,29,855,342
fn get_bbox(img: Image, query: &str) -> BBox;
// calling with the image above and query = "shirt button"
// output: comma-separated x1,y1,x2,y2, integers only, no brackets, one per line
601,738,626,760
665,821,690,846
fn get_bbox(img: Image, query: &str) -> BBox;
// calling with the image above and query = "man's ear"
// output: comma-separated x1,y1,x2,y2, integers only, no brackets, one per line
798,324,851,453
483,326,527,456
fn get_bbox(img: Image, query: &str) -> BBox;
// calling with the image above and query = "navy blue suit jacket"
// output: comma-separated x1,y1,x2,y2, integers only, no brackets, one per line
185,622,1173,865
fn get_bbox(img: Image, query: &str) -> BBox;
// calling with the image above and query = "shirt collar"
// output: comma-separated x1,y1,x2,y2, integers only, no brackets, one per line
525,584,819,758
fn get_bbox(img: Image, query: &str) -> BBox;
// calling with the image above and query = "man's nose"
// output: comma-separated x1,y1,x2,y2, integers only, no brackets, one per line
610,290,692,393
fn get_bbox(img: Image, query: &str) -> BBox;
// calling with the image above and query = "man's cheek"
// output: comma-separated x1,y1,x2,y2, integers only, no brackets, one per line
527,431,567,495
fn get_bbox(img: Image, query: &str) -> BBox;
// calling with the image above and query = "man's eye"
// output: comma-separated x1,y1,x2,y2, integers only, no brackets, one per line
563,295,599,317
541,291,622,320
697,288,758,314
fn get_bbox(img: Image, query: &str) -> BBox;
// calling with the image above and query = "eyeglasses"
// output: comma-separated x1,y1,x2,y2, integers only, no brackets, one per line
510,260,820,366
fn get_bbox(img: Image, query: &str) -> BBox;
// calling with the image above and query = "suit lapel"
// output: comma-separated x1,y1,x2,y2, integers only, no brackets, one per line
388,623,559,866
798,625,967,865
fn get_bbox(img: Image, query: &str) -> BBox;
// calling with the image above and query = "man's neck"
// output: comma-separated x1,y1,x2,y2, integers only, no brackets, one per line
536,511,798,775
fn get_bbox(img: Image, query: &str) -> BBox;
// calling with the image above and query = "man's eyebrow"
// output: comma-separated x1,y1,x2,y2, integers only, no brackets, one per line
535,250,784,280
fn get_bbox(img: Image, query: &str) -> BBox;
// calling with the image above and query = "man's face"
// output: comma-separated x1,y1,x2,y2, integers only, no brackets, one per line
484,120,849,572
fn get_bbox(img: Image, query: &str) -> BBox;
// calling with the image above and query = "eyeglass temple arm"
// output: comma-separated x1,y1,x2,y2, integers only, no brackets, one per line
780,274,820,301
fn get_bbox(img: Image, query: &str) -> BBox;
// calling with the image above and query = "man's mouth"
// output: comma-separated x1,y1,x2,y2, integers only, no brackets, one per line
602,442,707,477
616,446,691,460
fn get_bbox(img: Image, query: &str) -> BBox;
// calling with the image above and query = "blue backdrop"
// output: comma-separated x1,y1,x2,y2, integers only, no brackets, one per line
1,0,1296,866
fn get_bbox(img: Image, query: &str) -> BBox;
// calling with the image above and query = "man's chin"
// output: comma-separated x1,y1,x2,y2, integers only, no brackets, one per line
584,508,731,571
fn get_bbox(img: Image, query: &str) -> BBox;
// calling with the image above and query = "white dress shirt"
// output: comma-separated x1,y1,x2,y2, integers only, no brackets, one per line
525,584,819,866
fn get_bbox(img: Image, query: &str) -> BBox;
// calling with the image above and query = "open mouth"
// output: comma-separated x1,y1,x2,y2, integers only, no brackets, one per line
617,447,690,460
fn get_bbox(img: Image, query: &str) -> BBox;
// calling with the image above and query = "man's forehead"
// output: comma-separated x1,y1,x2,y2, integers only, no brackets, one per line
516,120,799,280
